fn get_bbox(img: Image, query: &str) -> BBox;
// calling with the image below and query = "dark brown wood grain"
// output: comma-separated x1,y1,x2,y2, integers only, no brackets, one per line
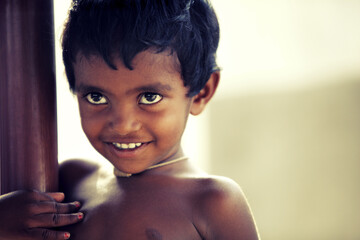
0,0,58,194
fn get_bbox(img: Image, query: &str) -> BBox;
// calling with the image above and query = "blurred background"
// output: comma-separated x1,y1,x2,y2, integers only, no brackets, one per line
54,0,360,239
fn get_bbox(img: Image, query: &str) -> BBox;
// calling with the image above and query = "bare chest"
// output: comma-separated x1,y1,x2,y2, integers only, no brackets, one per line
63,175,203,240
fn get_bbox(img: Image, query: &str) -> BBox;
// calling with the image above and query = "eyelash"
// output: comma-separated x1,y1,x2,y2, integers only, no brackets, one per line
83,92,163,105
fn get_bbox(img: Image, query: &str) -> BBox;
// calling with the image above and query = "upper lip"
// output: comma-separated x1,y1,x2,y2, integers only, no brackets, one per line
104,139,152,144
102,135,150,144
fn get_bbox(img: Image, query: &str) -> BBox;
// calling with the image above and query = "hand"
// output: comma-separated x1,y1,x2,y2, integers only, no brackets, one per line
0,190,83,240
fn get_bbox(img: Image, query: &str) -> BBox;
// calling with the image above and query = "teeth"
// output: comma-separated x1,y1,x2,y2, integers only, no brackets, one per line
112,142,142,150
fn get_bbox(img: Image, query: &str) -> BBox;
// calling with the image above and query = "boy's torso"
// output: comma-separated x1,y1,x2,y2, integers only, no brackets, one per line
59,161,206,240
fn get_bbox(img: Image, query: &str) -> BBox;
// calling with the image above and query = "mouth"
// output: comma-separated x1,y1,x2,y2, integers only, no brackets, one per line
105,140,151,159
111,142,144,150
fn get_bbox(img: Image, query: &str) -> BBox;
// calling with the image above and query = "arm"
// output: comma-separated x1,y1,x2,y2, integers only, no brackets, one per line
0,190,83,240
194,177,260,240
59,159,99,200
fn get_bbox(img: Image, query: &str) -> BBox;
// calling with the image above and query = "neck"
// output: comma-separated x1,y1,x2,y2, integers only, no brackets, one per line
114,156,188,177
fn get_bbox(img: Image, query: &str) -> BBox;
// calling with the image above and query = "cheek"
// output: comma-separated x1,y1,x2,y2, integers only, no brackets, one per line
150,104,189,141
78,106,104,141
80,116,95,137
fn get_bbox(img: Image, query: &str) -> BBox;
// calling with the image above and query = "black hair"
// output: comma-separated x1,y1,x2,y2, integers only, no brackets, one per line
62,0,220,97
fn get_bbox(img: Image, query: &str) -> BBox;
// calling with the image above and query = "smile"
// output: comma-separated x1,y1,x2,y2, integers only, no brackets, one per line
112,142,143,150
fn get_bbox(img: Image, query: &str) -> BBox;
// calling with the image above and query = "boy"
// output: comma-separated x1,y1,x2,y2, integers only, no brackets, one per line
0,0,259,239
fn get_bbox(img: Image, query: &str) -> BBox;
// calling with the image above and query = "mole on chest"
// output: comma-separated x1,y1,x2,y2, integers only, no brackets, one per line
146,228,163,240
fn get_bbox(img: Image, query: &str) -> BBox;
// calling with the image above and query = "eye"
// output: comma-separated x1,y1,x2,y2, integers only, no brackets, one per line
84,92,108,105
138,92,163,105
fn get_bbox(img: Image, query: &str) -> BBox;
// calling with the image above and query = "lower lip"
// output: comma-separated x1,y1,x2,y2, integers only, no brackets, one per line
107,142,148,159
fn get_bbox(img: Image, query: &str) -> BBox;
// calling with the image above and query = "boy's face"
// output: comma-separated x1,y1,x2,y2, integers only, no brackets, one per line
73,50,193,174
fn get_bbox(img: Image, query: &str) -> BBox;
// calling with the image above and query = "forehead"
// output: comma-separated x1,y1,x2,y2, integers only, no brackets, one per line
73,50,182,87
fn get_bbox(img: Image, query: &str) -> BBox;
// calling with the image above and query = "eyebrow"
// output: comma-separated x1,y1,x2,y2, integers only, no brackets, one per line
127,83,173,94
74,84,108,95
75,82,173,95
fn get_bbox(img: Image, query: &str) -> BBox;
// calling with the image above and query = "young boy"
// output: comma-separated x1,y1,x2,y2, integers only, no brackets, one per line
0,0,259,239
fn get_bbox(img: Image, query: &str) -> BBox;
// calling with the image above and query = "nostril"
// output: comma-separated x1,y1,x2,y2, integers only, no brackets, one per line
106,104,142,134
107,115,141,134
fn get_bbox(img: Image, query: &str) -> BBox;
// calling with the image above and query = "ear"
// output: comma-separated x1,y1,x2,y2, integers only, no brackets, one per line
190,72,220,116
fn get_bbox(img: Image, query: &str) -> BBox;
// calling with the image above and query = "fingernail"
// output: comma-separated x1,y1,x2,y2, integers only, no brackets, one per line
74,201,81,208
78,212,84,220
64,232,71,239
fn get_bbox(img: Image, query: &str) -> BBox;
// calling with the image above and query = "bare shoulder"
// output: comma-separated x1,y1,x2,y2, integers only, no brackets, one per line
60,158,99,171
59,159,99,195
192,175,259,240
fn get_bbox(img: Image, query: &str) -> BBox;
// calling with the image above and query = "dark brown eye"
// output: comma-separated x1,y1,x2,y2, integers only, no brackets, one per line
139,93,163,105
85,92,107,105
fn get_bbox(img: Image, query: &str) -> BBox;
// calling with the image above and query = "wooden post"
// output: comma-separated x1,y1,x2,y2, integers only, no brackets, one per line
0,0,58,194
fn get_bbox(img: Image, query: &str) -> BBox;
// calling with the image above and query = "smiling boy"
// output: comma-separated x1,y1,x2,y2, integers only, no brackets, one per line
0,0,259,239
73,51,195,175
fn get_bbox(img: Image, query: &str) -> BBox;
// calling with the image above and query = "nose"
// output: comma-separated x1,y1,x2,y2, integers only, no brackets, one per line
107,104,141,135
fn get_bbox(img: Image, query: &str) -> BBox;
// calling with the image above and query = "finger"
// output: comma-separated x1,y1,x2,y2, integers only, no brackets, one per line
27,190,64,202
30,212,84,228
31,201,81,215
28,228,71,240
46,192,66,202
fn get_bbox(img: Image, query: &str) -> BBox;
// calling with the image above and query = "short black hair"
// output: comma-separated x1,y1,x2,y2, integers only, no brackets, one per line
62,0,220,97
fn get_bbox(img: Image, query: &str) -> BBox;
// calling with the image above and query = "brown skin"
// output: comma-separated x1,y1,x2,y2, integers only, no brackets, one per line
59,157,258,240
73,51,194,175
0,50,259,239
0,190,82,240
59,50,258,239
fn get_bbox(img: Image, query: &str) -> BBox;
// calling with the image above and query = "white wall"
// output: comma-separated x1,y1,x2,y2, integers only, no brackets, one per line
212,0,360,95
208,1,360,239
